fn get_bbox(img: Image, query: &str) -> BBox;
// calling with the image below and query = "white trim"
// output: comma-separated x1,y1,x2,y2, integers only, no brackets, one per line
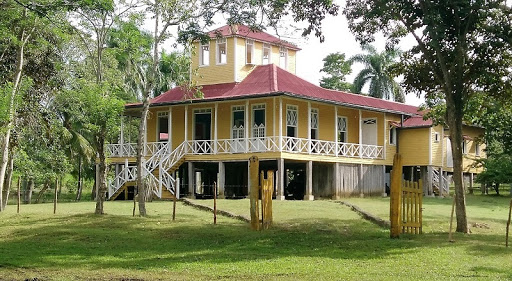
184,105,188,141
245,100,249,139
168,106,172,148
246,39,255,65
307,102,311,140
216,38,227,65
230,104,246,139
383,113,386,157
251,103,266,137
214,103,218,153
262,43,271,65
279,46,288,70
234,37,238,82
273,97,276,137
199,41,210,66
156,111,170,142
358,110,362,158
429,127,432,165
334,107,338,156
279,98,283,151
193,107,213,140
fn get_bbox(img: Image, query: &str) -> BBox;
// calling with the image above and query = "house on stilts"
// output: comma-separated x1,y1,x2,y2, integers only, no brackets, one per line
103,25,485,201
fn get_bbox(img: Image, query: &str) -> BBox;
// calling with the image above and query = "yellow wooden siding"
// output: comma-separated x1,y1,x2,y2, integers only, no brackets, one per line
216,102,234,139
316,103,335,141
287,49,296,74
171,106,185,149
431,125,444,167
191,38,236,86
399,128,430,166
146,108,158,143
462,126,486,173
338,107,359,144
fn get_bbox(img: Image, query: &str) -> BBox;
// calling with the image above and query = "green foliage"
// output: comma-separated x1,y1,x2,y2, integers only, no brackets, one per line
475,154,512,186
350,45,404,102
319,52,352,91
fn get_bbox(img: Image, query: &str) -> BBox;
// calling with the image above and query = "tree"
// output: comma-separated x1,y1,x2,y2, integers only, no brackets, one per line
350,45,404,102
344,0,512,233
319,52,352,91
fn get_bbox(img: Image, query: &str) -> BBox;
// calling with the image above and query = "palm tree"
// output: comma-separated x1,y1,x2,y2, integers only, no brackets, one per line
350,45,405,102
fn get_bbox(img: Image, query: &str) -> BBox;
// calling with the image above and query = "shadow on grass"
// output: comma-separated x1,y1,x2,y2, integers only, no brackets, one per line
2,207,506,273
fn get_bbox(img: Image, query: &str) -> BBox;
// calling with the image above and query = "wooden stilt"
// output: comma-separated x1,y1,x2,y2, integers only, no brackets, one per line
172,194,177,221
449,194,456,242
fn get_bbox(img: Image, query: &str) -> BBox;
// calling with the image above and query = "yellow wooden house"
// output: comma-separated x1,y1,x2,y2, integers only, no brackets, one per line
104,25,485,201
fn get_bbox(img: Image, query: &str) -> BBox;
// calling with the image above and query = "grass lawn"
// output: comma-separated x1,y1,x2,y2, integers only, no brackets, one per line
0,195,511,280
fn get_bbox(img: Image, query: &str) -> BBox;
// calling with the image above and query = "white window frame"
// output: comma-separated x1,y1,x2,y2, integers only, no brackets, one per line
157,111,170,141
262,43,271,65
216,38,227,65
252,104,266,138
337,116,348,143
434,132,440,143
286,105,298,137
199,42,210,66
389,126,397,145
310,108,319,139
475,143,481,157
246,39,254,65
462,140,467,154
279,47,288,69
231,105,245,139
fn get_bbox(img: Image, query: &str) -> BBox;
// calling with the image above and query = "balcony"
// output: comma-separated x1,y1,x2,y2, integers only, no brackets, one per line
107,137,384,160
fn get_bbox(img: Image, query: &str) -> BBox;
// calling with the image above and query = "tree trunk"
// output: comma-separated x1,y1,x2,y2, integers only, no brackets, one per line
0,25,27,212
1,150,14,210
136,96,149,217
36,181,50,203
53,178,58,214
24,178,34,204
446,94,468,233
95,130,107,215
76,157,83,201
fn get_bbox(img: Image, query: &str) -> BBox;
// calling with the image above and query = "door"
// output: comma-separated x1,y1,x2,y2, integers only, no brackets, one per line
252,105,266,151
231,106,245,153
362,118,378,145
194,110,212,153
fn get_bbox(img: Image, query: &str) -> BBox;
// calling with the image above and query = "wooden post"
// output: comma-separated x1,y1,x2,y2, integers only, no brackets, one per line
506,199,511,247
249,156,260,230
172,193,177,221
133,193,138,217
261,170,274,229
213,181,217,225
53,178,58,214
390,154,403,238
17,176,21,214
449,194,456,242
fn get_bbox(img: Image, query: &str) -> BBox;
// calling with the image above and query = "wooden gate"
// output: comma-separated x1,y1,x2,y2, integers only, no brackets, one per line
390,154,423,238
401,180,423,234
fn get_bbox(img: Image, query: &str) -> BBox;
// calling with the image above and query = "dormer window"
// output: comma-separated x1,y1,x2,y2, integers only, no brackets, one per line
262,43,271,65
200,42,210,66
216,38,227,64
246,39,254,64
279,47,287,69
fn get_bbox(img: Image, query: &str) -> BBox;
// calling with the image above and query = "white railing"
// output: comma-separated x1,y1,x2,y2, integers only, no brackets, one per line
107,137,384,199
433,169,449,196
107,142,169,157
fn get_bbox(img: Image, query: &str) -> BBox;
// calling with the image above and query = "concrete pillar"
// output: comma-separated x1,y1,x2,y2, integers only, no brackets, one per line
187,162,195,199
332,162,340,200
469,173,474,194
218,161,225,199
382,165,387,197
304,161,314,200
276,158,285,200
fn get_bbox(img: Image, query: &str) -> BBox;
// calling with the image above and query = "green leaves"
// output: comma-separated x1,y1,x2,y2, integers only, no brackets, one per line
319,52,352,91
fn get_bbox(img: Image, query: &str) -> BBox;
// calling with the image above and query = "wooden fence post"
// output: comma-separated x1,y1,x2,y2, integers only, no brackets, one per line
390,154,403,238
17,177,21,214
506,199,511,247
249,156,260,230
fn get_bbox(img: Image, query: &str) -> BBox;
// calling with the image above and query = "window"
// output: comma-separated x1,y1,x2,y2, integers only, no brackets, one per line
337,117,347,142
279,47,287,69
200,42,209,66
232,106,245,139
475,143,481,157
462,141,467,154
158,112,169,141
246,39,254,64
310,108,318,139
262,43,271,65
216,38,227,64
389,127,397,145
286,105,298,137
434,132,440,143
252,104,265,138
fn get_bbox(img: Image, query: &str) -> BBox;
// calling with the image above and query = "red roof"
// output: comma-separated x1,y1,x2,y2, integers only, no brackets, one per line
402,116,433,128
133,64,422,116
209,25,300,50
